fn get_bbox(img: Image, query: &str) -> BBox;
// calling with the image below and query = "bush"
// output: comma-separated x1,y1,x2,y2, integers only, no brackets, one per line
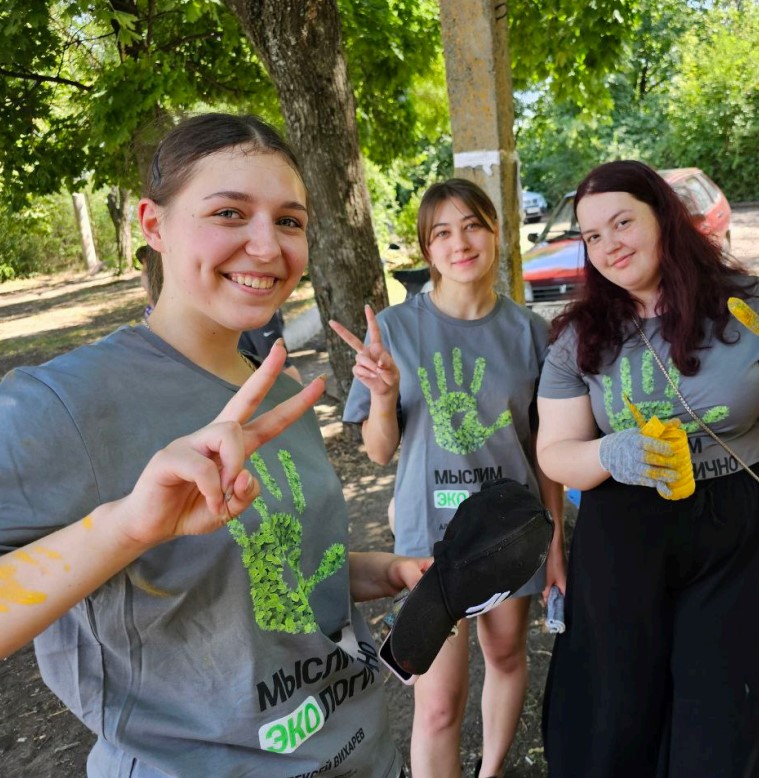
0,193,82,279
0,187,137,281
365,136,453,264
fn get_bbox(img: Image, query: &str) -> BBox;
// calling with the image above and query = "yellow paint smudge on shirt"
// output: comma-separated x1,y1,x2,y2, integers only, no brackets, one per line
15,551,39,566
0,564,47,607
82,515,94,530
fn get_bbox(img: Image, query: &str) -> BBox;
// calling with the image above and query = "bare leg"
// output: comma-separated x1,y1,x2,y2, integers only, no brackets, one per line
475,596,531,777
410,619,470,778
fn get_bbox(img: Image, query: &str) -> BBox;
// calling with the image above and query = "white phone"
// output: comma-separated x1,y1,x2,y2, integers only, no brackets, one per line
379,632,418,685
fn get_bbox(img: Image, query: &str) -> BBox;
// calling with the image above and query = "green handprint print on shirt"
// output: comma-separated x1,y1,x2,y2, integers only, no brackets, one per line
418,347,512,455
227,450,346,634
603,351,728,433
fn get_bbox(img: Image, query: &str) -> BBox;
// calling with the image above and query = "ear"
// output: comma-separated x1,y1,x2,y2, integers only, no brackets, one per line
138,199,165,253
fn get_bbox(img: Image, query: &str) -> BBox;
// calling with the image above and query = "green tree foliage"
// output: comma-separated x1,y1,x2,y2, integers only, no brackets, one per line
0,194,84,279
665,3,759,200
518,0,759,204
0,0,276,206
0,188,144,280
1,0,448,206
517,94,604,204
338,0,447,166
509,0,639,110
0,2,88,202
516,0,694,198
361,0,644,244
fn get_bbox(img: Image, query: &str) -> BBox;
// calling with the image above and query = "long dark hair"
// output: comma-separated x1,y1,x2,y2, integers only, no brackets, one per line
551,160,751,375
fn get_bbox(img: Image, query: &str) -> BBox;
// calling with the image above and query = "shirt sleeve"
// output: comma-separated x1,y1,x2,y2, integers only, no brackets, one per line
342,373,371,424
238,311,293,366
0,368,99,553
538,327,589,400
528,308,551,367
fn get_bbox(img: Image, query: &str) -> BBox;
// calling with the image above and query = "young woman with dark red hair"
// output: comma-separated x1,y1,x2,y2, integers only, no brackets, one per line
537,160,759,776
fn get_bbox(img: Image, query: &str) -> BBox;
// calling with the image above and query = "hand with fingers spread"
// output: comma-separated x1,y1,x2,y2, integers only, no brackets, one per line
329,305,400,398
598,427,679,495
418,348,513,455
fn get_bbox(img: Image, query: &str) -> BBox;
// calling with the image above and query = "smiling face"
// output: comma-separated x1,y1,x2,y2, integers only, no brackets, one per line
425,197,498,291
140,145,308,335
576,191,663,310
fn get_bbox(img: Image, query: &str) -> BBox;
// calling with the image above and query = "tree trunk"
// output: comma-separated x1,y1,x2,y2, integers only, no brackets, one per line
224,0,388,402
106,186,132,274
71,193,102,274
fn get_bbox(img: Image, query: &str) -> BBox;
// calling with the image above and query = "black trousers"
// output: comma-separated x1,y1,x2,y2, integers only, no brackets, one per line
543,469,759,778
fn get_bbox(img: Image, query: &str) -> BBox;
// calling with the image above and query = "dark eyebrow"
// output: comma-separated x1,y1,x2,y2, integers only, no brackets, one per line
281,201,309,213
203,191,307,212
204,190,251,202
431,213,477,231
580,209,632,237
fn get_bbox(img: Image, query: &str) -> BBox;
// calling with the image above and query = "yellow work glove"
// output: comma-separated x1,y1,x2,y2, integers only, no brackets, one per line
621,395,695,500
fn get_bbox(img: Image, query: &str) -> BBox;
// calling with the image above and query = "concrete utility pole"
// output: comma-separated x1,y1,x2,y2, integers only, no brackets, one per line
438,0,523,301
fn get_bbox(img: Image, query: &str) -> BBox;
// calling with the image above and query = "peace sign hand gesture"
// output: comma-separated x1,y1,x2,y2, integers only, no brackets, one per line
117,342,326,547
329,305,400,398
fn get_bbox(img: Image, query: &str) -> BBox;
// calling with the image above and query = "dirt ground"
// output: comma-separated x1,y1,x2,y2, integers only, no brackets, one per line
1,205,757,777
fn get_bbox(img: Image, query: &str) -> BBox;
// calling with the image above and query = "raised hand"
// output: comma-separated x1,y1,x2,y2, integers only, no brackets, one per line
418,347,512,455
329,306,400,397
119,342,326,546
0,343,326,658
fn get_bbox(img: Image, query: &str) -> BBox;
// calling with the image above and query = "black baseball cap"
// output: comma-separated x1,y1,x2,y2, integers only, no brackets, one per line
388,478,553,675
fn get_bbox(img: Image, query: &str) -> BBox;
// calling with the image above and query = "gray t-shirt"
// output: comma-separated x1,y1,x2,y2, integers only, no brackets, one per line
343,294,549,560
0,327,401,778
539,301,759,480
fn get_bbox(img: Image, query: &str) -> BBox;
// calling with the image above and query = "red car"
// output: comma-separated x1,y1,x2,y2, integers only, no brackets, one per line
522,168,732,304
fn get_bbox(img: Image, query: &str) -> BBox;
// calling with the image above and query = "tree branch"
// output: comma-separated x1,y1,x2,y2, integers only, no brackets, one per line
156,30,220,51
184,60,258,95
0,67,92,91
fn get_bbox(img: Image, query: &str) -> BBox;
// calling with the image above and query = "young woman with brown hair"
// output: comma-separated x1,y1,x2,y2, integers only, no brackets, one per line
333,178,565,778
0,113,425,777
